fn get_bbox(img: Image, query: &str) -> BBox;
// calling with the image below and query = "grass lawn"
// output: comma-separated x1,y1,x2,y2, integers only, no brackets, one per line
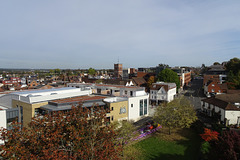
132,128,201,160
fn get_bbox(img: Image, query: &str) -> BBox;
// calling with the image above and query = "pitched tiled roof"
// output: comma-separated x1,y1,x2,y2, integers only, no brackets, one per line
150,85,162,91
215,94,240,103
132,77,146,86
202,96,240,111
219,83,228,90
137,72,147,78
204,75,220,84
227,89,240,94
150,83,176,92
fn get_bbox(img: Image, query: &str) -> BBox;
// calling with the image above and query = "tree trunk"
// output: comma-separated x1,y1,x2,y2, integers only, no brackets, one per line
122,141,124,158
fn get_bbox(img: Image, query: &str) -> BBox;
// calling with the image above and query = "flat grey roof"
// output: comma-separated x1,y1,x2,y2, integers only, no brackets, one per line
40,101,106,112
11,87,77,95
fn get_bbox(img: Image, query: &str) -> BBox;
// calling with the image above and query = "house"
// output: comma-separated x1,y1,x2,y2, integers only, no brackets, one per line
203,64,227,88
2,77,21,86
149,82,177,104
204,81,228,97
28,80,39,89
203,75,227,86
201,93,240,126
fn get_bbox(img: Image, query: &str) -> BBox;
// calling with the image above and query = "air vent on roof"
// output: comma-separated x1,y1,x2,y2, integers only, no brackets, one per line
50,93,57,95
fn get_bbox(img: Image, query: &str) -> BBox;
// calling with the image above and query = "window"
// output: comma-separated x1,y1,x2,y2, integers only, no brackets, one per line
212,84,215,87
111,116,114,121
131,104,133,108
130,91,133,96
211,89,215,92
144,99,147,115
120,107,126,114
219,90,221,93
140,100,143,116
111,107,114,111
125,91,128,95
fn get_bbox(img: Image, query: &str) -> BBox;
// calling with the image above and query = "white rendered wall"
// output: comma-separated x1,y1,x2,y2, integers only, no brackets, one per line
0,109,6,145
167,88,176,102
128,95,149,121
225,110,240,125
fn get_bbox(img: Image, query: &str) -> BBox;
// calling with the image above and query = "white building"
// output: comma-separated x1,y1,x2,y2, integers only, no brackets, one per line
0,108,6,145
0,87,92,127
149,82,177,104
67,83,149,121
201,94,240,126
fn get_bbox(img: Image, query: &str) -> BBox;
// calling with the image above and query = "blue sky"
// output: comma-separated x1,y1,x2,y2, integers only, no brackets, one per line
0,0,240,69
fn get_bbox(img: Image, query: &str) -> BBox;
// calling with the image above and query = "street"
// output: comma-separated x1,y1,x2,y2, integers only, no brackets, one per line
183,78,205,110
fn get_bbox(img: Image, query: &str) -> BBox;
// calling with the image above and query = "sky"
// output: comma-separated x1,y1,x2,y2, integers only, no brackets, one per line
0,0,240,69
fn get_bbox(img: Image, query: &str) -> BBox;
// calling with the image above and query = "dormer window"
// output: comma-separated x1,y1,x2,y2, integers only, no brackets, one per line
212,84,215,87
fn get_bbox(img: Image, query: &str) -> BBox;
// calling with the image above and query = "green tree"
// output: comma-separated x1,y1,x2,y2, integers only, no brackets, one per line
49,69,54,74
225,57,240,74
0,106,121,159
225,58,240,89
157,68,180,89
54,68,61,75
88,68,96,75
153,96,197,135
213,62,220,65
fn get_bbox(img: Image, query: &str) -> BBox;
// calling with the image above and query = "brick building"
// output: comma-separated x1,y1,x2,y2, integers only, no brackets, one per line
114,63,123,79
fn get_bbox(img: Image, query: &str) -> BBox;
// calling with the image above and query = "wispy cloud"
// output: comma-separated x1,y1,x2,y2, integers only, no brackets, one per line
0,0,240,69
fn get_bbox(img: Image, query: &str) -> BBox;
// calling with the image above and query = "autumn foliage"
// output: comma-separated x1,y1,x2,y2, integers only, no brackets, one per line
208,130,240,160
200,128,219,142
0,105,121,159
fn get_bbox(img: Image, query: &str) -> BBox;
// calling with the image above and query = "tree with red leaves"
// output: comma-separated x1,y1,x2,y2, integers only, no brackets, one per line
200,128,219,158
208,130,240,160
0,105,121,160
200,128,219,142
